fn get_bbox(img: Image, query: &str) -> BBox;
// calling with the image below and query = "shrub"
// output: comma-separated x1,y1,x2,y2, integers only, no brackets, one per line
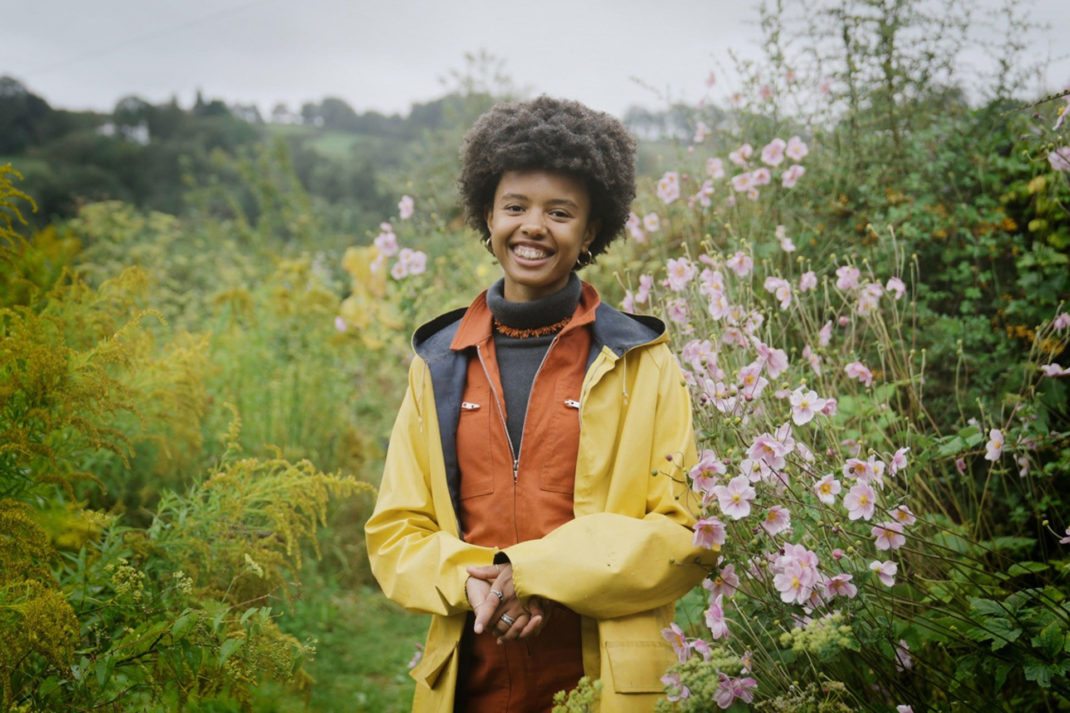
603,115,1069,710
1,166,376,711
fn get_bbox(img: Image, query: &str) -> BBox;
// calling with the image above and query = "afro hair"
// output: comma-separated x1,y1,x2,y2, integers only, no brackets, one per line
459,96,637,264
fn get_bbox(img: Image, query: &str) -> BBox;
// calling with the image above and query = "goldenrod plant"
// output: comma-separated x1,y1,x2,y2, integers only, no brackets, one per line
0,167,376,711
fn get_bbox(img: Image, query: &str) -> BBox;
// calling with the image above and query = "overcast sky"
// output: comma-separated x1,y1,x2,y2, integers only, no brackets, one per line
3,0,1068,118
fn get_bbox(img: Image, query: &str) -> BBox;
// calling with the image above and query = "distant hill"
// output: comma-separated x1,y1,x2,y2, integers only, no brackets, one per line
1,76,692,234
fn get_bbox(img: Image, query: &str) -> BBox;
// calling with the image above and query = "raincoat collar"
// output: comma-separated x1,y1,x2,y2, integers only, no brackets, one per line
412,282,666,362
411,282,668,527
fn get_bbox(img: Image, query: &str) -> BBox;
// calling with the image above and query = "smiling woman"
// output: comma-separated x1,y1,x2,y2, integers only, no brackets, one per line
364,96,708,713
486,170,597,302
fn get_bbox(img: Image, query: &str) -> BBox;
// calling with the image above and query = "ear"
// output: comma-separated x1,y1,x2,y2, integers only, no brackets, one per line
583,221,600,251
484,205,494,232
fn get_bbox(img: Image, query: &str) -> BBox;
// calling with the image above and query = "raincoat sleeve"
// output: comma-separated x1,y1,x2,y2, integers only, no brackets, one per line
364,357,495,616
503,344,709,619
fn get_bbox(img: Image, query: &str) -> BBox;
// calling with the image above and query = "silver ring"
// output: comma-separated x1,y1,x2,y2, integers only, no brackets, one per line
490,589,504,603
499,613,516,626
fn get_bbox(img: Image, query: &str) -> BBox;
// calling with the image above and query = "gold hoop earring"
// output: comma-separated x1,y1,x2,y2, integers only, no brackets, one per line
482,235,494,255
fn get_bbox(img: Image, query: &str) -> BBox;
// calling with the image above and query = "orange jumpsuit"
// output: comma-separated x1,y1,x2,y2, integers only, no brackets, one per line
451,287,599,712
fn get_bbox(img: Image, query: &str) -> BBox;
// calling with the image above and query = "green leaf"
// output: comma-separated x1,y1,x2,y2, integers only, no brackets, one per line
1005,587,1044,613
172,610,194,639
218,636,244,665
873,383,897,402
212,607,227,633
986,618,1023,651
937,435,966,457
981,536,1036,554
834,394,861,418
1023,660,1052,688
240,606,259,626
95,656,115,689
37,676,62,698
1007,561,1049,576
186,644,203,672
927,583,954,604
71,656,88,683
1032,622,1066,658
1044,587,1067,605
993,662,1012,692
933,531,972,554
969,597,1005,618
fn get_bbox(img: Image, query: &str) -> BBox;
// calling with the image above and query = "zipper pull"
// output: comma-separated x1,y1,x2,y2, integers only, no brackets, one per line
460,401,481,411
564,399,580,409
513,458,519,483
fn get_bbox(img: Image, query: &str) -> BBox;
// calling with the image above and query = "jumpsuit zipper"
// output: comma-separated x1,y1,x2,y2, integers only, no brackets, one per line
475,340,558,485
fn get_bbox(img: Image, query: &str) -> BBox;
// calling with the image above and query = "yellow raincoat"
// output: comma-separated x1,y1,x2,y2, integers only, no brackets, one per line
366,300,708,712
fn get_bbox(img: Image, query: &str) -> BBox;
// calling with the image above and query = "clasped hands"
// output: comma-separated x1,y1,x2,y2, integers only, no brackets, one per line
465,563,551,643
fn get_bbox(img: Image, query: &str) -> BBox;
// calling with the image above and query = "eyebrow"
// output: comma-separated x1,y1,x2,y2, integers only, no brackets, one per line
497,193,581,210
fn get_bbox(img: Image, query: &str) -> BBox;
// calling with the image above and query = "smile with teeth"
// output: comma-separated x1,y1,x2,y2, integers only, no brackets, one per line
512,244,552,260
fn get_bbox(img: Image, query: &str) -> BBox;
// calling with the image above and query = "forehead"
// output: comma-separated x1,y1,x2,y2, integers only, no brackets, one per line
493,170,590,205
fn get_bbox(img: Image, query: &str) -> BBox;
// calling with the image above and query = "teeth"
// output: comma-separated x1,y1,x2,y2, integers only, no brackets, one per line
513,245,549,259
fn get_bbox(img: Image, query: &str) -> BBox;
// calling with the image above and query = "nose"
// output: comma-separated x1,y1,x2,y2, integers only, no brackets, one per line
520,211,547,237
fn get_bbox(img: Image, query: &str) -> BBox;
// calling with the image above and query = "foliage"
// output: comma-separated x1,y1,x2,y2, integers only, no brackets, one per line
587,3,1070,706
260,580,429,712
0,70,515,237
0,241,211,519
4,2,1070,710
0,170,378,712
654,647,752,712
12,434,373,712
552,676,602,713
615,169,1069,710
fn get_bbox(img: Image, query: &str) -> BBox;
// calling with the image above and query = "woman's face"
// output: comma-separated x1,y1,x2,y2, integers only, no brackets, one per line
485,170,598,302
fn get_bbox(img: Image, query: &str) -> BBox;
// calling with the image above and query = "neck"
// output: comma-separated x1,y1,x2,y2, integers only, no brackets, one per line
486,274,581,330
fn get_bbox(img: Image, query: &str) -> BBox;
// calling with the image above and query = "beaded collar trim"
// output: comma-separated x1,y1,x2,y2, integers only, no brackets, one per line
493,316,571,339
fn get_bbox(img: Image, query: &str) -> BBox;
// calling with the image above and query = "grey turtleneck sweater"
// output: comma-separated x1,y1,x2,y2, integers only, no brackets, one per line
485,274,582,455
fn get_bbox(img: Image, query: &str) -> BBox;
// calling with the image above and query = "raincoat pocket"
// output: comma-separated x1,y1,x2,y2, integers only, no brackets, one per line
603,640,676,693
409,641,456,690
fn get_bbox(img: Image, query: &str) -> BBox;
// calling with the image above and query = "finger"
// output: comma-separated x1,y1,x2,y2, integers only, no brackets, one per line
466,576,490,602
529,597,553,626
472,597,501,635
466,564,503,580
465,577,491,628
491,580,514,603
488,570,515,601
517,613,543,639
528,597,545,619
496,612,528,643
